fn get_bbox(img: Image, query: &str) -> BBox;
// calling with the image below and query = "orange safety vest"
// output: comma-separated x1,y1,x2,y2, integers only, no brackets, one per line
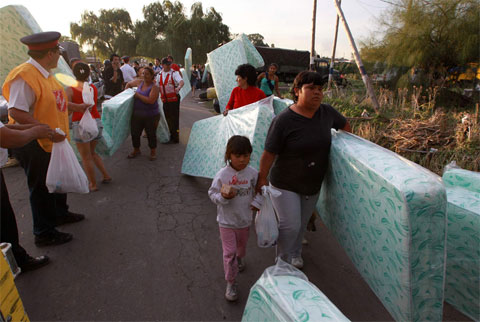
2,63,70,152
158,71,178,103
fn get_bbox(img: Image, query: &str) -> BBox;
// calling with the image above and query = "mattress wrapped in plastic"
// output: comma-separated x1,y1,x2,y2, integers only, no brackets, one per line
178,68,191,101
442,165,480,321
273,97,292,115
206,34,264,112
181,96,274,178
317,131,447,321
0,5,73,90
96,89,169,157
184,48,192,83
242,259,350,322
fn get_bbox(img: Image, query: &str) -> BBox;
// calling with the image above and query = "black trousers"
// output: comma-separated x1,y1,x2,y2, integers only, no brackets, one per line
130,113,160,149
0,170,28,264
11,140,69,235
163,98,180,142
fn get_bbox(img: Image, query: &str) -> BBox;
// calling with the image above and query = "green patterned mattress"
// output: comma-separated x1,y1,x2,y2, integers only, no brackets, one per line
206,34,264,112
242,259,350,322
442,167,480,321
0,5,73,92
317,131,447,321
96,89,170,157
181,96,274,178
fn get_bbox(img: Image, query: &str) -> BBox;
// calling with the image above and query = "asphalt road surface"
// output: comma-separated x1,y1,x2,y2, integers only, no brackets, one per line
5,91,469,321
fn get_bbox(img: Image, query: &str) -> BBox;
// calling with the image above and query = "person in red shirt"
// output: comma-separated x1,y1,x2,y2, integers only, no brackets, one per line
66,62,112,192
224,64,266,116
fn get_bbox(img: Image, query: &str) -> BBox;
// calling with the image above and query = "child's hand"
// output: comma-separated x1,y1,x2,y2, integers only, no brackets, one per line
221,190,236,199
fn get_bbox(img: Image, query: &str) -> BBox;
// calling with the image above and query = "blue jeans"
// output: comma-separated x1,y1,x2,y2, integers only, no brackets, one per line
11,140,69,235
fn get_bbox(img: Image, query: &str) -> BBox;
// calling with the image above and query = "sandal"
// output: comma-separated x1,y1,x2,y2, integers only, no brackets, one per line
149,155,157,161
127,151,141,159
101,178,112,184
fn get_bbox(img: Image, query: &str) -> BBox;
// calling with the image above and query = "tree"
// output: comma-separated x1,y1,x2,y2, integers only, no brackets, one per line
70,9,137,59
360,0,479,84
247,33,268,47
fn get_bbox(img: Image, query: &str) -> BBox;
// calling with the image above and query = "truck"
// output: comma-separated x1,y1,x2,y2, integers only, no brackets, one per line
254,46,346,85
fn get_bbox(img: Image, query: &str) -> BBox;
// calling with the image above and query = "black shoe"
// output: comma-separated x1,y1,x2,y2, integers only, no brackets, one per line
55,212,85,226
35,230,73,247
18,254,50,272
162,140,176,145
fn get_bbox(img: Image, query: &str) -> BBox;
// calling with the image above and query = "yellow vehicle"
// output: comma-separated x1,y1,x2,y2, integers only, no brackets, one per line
448,63,480,85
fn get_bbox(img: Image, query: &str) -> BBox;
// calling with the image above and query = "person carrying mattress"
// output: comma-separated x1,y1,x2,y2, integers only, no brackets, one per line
223,64,266,116
256,71,351,269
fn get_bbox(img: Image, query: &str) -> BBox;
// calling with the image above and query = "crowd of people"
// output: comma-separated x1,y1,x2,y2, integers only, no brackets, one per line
1,31,352,306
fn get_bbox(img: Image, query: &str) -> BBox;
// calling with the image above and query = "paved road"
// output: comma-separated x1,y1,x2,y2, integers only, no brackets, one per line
6,91,468,321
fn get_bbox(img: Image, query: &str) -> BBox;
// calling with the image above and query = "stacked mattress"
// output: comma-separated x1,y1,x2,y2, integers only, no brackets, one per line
181,96,274,178
317,131,447,321
443,167,480,321
242,259,350,321
206,34,264,112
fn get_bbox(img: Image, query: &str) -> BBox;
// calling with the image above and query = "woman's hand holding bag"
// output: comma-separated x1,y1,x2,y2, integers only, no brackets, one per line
78,82,99,142
46,128,89,194
255,185,281,248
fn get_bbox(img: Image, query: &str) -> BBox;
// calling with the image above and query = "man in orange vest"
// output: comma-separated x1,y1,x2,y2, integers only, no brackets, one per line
158,57,184,144
2,32,84,247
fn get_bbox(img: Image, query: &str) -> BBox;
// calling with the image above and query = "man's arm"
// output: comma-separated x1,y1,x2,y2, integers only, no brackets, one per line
0,124,53,149
9,108,40,125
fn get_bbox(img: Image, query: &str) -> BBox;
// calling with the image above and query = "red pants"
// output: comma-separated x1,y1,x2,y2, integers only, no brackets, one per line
219,226,249,283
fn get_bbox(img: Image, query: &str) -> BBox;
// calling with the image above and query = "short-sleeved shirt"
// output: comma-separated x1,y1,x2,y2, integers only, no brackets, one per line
265,104,347,195
226,86,266,110
104,67,124,96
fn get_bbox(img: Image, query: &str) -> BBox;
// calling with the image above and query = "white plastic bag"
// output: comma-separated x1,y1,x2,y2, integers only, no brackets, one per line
255,185,281,248
78,82,98,142
46,129,89,194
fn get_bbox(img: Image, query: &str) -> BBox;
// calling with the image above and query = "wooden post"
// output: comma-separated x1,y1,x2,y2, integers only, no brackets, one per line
310,0,317,71
332,0,380,113
328,0,341,90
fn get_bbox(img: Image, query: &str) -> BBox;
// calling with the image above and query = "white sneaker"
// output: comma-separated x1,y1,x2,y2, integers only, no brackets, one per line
238,257,246,272
225,282,238,301
291,257,304,269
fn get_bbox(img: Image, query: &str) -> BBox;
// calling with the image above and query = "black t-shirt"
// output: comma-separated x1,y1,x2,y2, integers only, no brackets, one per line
104,67,124,96
265,104,347,195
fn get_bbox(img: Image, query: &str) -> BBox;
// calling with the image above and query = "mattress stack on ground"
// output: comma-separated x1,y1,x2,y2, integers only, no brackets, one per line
442,166,480,321
0,5,73,89
96,89,170,157
317,131,447,321
242,259,350,322
206,34,264,112
181,96,274,178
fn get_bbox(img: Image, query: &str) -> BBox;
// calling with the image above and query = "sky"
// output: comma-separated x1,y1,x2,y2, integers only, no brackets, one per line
2,0,391,59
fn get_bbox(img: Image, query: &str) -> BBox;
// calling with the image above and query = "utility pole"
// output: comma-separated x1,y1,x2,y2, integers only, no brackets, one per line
310,0,317,71
332,0,380,112
328,0,341,90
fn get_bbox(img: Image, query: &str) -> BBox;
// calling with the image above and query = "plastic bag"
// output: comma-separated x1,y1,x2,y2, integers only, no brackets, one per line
255,185,281,248
78,83,99,141
46,129,89,194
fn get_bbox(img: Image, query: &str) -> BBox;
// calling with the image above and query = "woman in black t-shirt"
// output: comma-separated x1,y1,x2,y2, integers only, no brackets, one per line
257,71,351,269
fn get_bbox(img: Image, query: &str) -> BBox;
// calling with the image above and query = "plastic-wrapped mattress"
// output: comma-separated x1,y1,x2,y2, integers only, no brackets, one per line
317,131,447,321
0,5,73,90
442,166,480,321
181,96,274,178
96,89,170,157
242,259,350,322
206,34,264,112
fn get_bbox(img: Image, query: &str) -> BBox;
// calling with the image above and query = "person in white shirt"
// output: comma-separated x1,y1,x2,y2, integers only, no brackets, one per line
208,136,263,302
120,56,137,84
157,57,184,144
0,121,53,272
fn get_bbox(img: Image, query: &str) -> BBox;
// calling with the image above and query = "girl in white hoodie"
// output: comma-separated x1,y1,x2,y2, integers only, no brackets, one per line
208,135,263,301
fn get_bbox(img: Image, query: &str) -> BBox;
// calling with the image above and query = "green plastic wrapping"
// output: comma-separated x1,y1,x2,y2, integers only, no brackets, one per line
317,131,447,321
242,259,350,322
442,166,480,321
181,96,274,178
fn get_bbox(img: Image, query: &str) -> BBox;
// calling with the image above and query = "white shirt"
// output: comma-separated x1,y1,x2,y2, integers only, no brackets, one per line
7,58,51,114
120,63,137,83
0,122,8,167
157,70,182,87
